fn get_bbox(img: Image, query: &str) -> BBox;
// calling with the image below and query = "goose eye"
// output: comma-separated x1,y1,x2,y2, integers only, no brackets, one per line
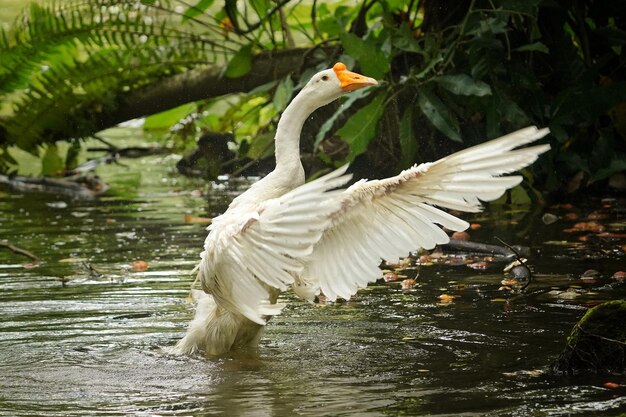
321,75,329,81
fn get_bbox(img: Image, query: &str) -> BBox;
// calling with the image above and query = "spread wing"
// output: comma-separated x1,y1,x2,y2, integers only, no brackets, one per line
304,126,551,301
198,165,352,325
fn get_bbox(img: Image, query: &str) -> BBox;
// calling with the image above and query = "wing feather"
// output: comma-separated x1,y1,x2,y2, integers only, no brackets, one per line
305,126,550,301
200,165,353,324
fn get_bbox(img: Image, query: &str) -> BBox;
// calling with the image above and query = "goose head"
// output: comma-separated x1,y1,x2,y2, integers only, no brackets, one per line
299,62,378,110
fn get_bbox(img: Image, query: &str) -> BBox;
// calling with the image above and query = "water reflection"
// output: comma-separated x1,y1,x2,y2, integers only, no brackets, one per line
0,154,625,416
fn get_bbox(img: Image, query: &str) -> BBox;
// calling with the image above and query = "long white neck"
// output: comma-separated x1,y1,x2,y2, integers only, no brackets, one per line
274,91,322,169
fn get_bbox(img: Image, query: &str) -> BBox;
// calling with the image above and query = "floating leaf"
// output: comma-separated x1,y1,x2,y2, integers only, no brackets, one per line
337,93,386,161
224,44,252,78
418,89,461,142
435,74,492,96
131,260,149,272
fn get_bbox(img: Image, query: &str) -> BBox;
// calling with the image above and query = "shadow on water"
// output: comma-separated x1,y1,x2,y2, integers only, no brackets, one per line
0,149,625,416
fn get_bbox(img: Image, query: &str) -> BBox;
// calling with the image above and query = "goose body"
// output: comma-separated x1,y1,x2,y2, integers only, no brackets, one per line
172,63,550,356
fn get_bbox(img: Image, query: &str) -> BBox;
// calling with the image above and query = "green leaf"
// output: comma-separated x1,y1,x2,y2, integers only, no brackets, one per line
391,23,422,53
435,74,492,96
509,185,531,205
41,144,64,176
418,90,461,142
398,107,417,168
515,42,549,54
140,0,156,4
502,0,541,14
337,93,386,161
314,88,374,150
339,32,390,79
182,0,214,22
273,76,294,112
591,157,626,182
224,44,252,78
143,103,197,130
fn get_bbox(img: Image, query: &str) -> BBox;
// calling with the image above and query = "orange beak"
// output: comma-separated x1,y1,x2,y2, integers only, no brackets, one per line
333,62,378,92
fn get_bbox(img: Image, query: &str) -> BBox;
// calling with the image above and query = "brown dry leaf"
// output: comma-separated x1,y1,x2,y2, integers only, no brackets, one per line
383,272,400,282
401,278,417,289
451,231,470,241
438,294,455,303
612,271,626,281
467,261,489,270
131,260,149,272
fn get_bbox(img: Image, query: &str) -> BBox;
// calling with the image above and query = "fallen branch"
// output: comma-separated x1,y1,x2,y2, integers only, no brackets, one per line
0,174,109,199
442,239,525,257
0,240,38,261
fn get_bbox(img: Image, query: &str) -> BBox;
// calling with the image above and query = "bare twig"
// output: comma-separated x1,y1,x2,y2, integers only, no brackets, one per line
0,240,38,261
495,236,532,290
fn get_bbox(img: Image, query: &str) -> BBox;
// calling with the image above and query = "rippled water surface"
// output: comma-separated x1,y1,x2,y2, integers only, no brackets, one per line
1,139,625,416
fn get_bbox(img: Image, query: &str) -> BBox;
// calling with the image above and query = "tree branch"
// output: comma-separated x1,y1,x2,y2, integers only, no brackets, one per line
95,47,335,132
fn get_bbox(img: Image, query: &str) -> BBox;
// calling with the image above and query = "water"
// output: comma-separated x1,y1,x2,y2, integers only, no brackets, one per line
1,143,625,416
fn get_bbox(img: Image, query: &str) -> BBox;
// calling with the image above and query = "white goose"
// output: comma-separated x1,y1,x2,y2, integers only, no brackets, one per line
172,63,550,356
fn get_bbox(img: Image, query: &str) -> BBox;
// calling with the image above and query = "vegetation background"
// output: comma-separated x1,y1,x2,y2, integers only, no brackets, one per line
1,0,624,200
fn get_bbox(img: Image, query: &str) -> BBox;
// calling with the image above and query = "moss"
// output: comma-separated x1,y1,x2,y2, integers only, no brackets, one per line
553,300,626,375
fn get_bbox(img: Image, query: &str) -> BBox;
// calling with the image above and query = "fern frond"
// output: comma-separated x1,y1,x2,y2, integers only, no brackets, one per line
0,0,239,95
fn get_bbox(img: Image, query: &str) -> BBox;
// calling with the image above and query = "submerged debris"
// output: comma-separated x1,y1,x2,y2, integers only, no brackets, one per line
0,174,108,199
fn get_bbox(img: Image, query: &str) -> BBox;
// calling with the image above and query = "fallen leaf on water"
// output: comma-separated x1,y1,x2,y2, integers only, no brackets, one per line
501,279,519,286
467,261,489,270
572,221,606,233
612,271,626,281
401,278,417,289
603,382,620,389
131,260,149,272
581,269,600,279
542,213,559,225
438,294,455,303
596,232,626,238
385,257,412,269
556,288,580,299
383,272,400,282
470,223,482,230
587,210,608,220
502,369,544,377
59,257,87,263
451,231,470,241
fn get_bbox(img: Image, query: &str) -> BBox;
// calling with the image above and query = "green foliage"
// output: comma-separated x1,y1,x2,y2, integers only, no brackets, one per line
40,144,63,175
337,92,386,161
0,0,242,173
224,44,252,78
418,88,462,142
1,0,624,195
